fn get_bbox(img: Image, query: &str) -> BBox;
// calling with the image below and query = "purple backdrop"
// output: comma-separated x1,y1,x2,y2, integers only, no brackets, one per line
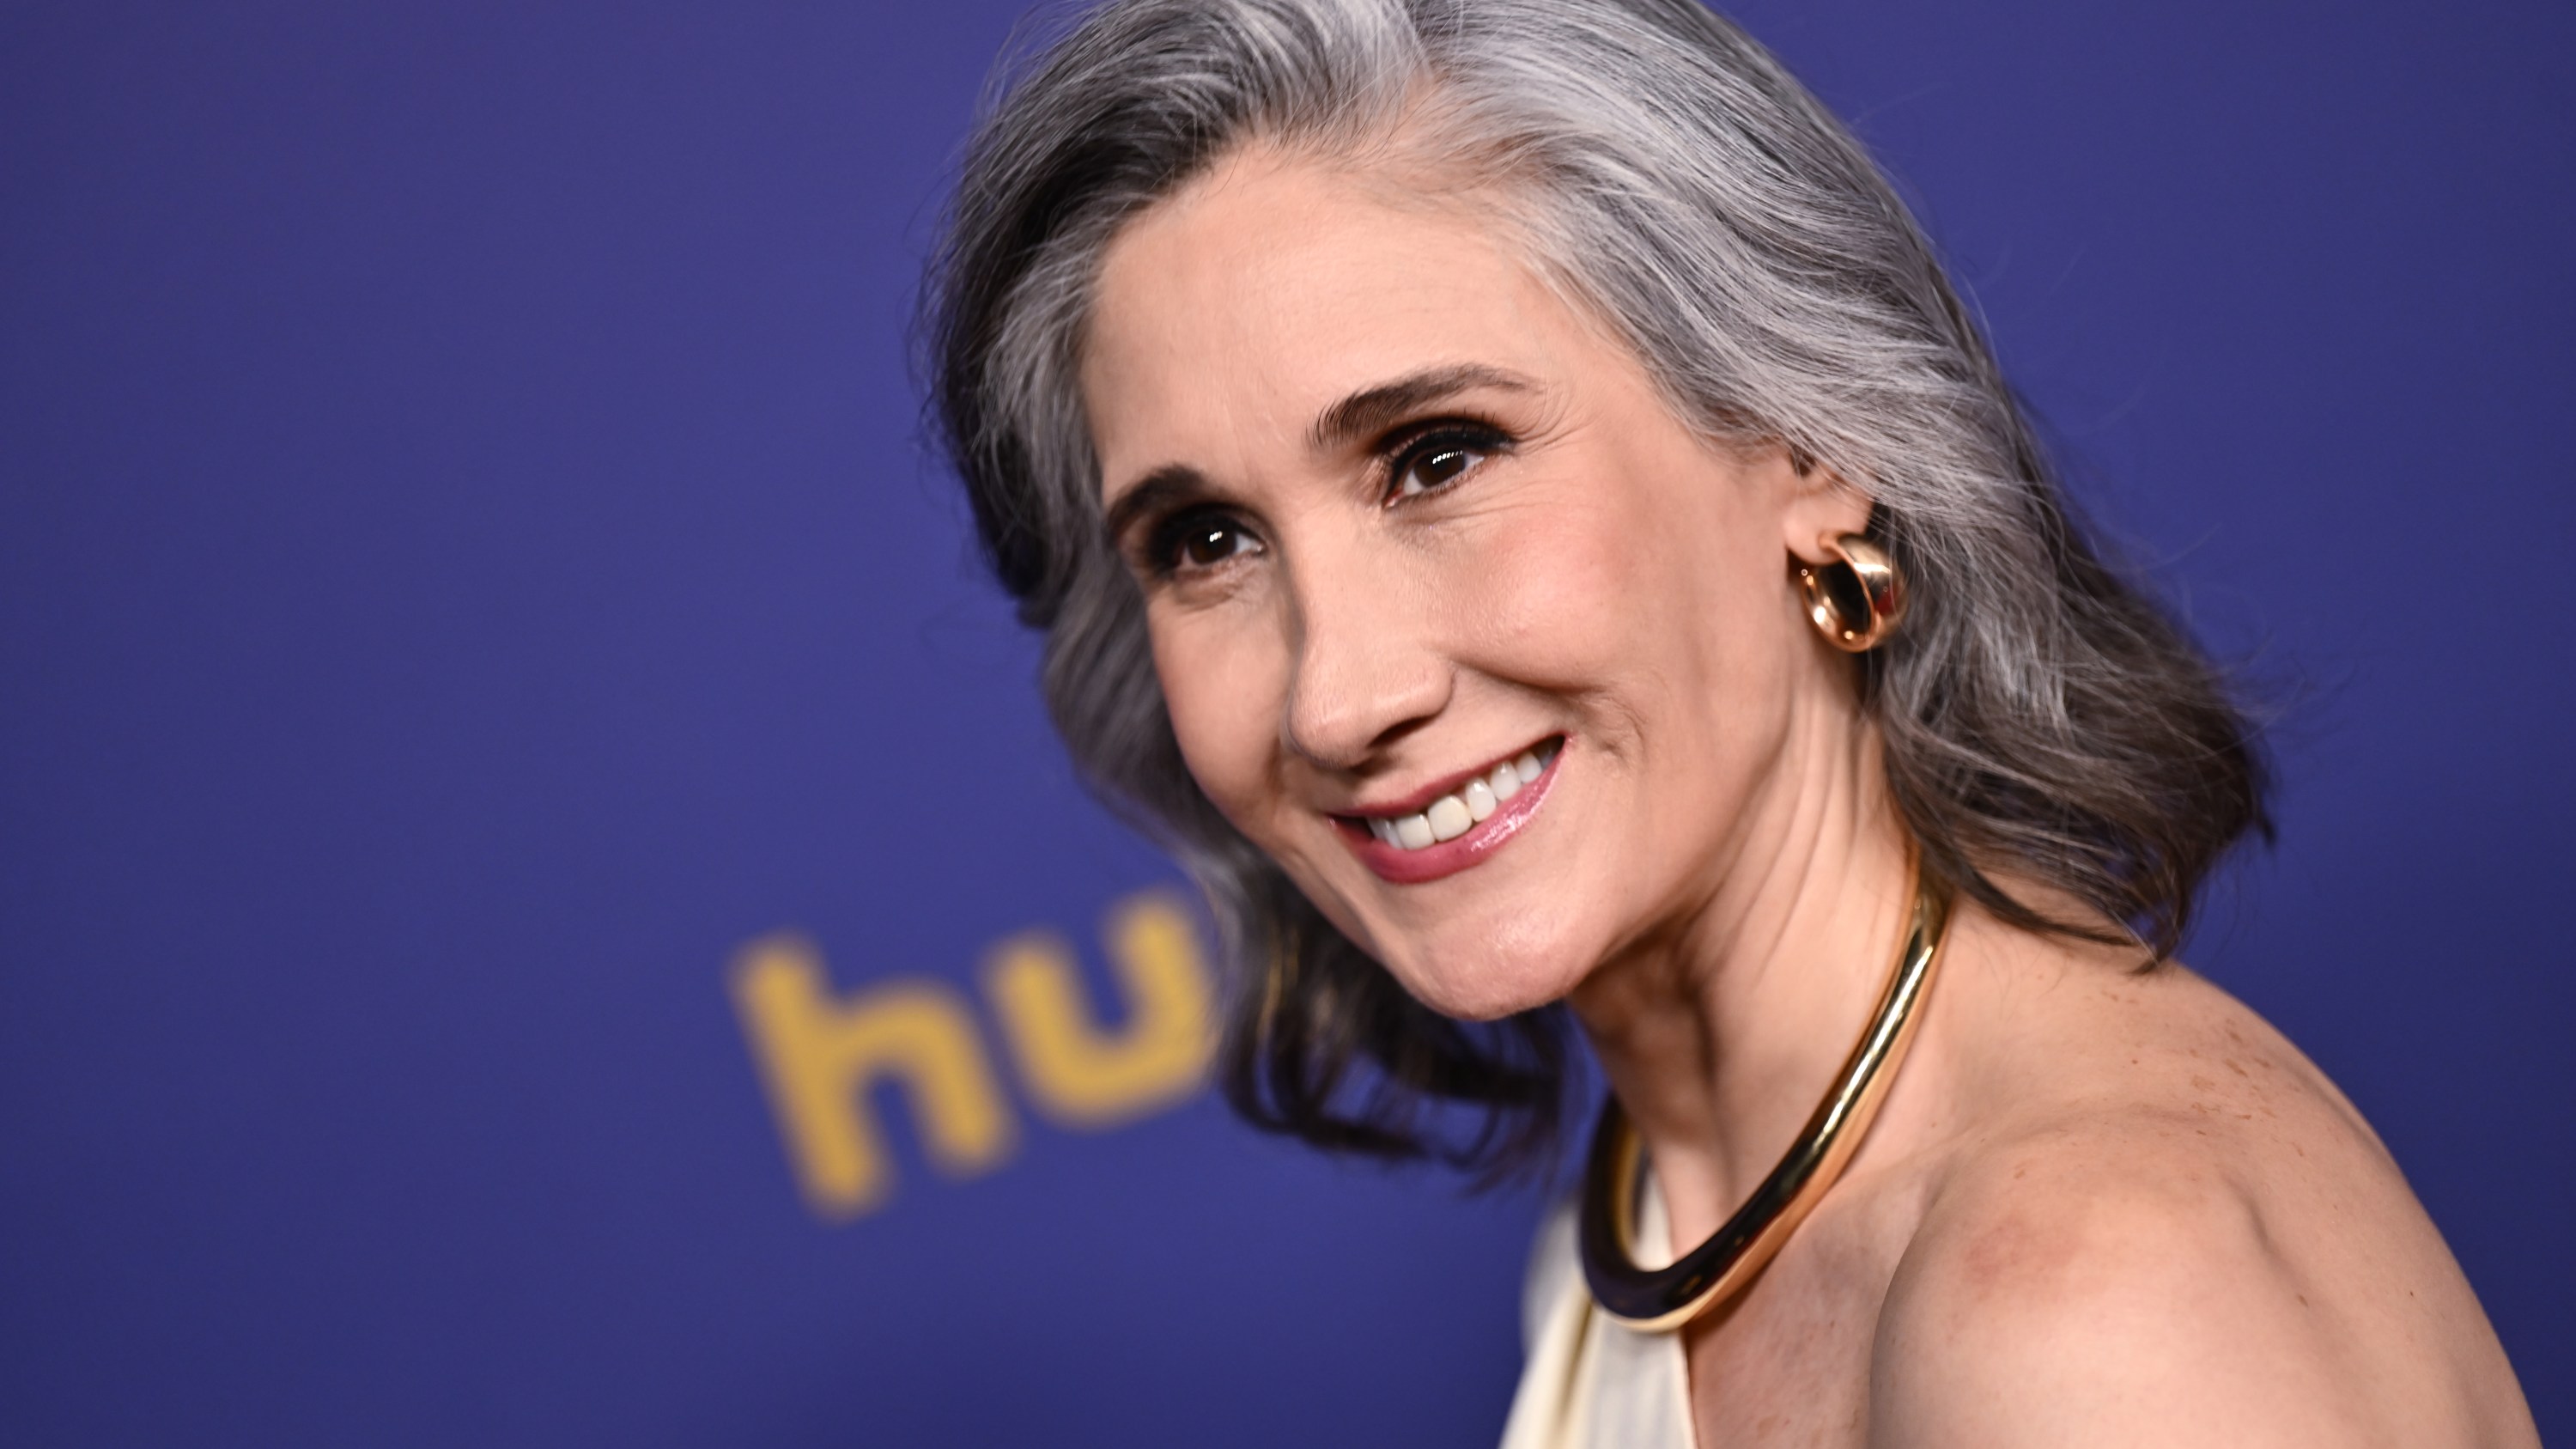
3,2,2567,1445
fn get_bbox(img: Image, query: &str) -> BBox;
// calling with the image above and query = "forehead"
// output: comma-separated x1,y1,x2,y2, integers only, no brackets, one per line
1079,150,1581,472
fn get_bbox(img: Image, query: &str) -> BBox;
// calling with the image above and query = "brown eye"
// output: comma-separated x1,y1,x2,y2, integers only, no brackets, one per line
1146,507,1264,577
1412,448,1474,491
1181,521,1248,566
1388,423,1510,500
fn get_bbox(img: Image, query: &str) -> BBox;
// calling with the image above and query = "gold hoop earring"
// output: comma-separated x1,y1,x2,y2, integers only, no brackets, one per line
1797,534,1905,653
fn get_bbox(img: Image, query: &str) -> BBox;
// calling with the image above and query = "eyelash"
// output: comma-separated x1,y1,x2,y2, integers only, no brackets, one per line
1383,420,1511,502
1137,417,1515,580
1142,505,1260,579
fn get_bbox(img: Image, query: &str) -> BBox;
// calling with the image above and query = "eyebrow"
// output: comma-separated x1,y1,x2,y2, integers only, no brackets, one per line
1100,362,1535,545
1102,463,1212,547
1306,362,1534,453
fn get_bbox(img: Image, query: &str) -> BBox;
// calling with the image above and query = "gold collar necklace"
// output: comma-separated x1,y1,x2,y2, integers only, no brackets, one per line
1577,874,1953,1331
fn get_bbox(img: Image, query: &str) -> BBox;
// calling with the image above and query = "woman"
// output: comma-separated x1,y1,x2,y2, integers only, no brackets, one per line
922,0,2540,1442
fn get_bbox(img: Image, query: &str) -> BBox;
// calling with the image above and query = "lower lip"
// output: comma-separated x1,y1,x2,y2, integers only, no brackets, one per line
1337,746,1564,885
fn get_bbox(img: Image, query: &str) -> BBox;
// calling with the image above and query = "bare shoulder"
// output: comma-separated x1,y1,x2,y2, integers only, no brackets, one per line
1871,1121,2393,1447
1865,948,2537,1448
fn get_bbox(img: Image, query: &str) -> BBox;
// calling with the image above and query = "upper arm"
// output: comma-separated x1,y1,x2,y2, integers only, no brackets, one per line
1868,1144,2375,1449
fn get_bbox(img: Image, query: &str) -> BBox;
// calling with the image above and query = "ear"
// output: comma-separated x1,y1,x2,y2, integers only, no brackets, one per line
1777,451,1876,565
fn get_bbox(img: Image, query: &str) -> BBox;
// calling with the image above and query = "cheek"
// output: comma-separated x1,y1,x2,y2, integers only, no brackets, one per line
1148,606,1287,820
1449,466,1772,704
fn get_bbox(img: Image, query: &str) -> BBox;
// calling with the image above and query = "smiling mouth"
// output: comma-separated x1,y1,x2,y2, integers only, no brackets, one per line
1345,736,1564,849
1332,736,1564,883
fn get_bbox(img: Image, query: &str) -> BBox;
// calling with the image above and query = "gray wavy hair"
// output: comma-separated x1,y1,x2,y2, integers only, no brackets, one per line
922,0,2267,1172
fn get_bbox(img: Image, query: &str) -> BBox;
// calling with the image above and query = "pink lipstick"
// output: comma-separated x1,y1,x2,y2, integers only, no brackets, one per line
1334,737,1564,885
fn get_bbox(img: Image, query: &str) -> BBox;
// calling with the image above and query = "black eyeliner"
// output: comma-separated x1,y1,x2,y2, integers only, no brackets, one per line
1379,417,1515,501
1139,502,1253,580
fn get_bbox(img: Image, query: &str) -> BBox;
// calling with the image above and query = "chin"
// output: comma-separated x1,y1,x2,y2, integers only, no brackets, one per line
1279,833,1611,1021
1371,913,1599,1022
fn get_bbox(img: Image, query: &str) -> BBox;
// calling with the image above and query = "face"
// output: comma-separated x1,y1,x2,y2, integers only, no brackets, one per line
1081,150,1870,1020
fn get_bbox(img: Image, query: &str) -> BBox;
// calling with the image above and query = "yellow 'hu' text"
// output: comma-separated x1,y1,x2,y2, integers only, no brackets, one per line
728,890,1217,1221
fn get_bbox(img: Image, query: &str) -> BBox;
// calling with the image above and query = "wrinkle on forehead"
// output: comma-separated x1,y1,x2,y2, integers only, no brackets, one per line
1077,135,1724,512
1078,147,1568,498
1078,115,1679,466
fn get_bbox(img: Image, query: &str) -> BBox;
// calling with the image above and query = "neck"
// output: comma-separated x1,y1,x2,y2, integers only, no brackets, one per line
1564,686,1921,1249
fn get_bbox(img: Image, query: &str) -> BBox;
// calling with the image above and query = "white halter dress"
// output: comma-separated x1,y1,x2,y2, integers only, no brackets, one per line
1496,1184,1695,1449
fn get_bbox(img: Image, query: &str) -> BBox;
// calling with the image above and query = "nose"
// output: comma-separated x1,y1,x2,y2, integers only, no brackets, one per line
1279,545,1451,770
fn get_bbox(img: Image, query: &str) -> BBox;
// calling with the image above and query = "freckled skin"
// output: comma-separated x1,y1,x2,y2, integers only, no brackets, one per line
1079,149,2537,1448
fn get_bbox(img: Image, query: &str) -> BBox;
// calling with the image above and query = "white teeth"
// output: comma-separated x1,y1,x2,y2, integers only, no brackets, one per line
1426,795,1473,841
1462,779,1497,822
1365,741,1560,852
